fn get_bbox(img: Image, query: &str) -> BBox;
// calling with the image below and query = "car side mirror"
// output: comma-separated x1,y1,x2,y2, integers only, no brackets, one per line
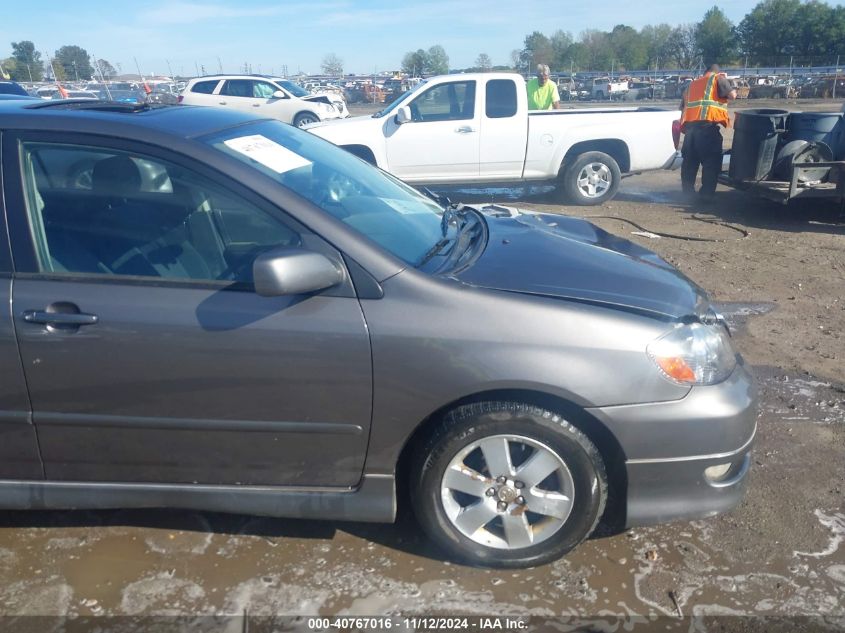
272,90,287,99
395,105,412,124
253,247,344,297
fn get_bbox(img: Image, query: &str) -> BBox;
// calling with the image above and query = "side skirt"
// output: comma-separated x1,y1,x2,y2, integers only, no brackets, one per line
0,474,396,523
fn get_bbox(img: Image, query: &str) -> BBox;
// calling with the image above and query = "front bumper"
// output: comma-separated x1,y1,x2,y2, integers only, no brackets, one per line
588,362,757,527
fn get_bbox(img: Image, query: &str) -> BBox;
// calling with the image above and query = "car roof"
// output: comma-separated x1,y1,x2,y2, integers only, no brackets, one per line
0,100,271,141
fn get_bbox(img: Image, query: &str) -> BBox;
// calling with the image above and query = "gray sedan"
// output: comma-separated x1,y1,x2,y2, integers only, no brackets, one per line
0,99,755,567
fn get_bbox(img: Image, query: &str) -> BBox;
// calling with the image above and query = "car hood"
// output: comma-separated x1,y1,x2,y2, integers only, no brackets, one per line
452,207,708,319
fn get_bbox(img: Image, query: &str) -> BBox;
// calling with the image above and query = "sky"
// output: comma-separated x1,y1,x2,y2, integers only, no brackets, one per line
2,0,843,77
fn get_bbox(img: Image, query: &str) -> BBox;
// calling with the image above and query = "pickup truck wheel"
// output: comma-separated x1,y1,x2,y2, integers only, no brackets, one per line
410,401,607,568
561,151,621,206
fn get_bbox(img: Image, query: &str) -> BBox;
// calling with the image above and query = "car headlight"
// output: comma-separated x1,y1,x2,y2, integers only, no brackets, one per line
646,322,736,385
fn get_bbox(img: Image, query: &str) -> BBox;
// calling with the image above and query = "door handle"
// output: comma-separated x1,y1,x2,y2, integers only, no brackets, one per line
252,103,261,107
218,101,227,105
455,126,476,134
23,310,98,326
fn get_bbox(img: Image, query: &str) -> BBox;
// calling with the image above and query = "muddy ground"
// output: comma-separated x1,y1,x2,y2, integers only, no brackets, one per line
0,100,843,631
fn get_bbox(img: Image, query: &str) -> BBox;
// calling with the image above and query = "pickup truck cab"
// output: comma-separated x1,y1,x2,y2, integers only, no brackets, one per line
307,73,679,205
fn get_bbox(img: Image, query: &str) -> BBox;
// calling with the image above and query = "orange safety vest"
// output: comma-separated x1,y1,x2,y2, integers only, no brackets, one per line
680,72,730,130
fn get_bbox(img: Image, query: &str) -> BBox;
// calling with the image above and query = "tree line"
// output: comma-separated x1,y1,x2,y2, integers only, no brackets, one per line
406,0,845,74
1,41,116,82
4,0,844,83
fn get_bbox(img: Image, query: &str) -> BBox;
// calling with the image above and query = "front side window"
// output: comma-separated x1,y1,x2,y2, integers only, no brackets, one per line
408,81,476,122
20,143,300,283
253,82,277,99
203,120,444,265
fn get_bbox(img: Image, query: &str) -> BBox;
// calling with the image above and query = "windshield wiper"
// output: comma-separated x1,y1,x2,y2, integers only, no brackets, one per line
418,236,454,266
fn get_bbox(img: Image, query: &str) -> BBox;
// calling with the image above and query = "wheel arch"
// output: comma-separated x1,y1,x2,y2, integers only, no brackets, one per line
559,139,631,176
341,144,378,166
293,110,321,125
394,388,628,527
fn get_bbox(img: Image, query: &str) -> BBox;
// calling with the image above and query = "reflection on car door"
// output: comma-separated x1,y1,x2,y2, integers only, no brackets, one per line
385,80,480,181
4,134,373,487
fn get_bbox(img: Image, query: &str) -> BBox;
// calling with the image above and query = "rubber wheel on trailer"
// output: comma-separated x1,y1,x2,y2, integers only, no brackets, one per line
561,151,621,206
293,112,320,128
410,401,607,568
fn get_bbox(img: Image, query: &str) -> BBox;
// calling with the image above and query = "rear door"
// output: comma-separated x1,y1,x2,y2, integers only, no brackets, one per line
479,78,526,179
216,79,260,113
385,79,480,181
0,134,41,480
3,132,372,487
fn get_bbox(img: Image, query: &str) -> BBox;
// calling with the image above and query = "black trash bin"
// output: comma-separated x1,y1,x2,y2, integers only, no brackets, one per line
784,112,843,150
728,109,789,181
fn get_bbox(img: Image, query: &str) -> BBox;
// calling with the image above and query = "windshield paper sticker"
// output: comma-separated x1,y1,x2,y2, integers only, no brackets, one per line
223,135,312,173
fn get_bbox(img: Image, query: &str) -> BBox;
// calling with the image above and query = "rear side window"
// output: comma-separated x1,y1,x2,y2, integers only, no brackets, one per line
191,80,219,94
486,80,517,118
220,80,253,98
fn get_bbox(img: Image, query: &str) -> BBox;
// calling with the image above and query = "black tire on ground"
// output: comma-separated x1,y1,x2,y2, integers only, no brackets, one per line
293,112,320,128
560,151,622,206
410,401,607,568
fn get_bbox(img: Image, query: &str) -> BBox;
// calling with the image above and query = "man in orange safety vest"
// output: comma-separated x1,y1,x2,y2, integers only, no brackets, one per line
679,64,737,200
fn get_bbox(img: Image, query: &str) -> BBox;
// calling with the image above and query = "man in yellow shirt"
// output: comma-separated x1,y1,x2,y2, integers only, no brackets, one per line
526,64,561,110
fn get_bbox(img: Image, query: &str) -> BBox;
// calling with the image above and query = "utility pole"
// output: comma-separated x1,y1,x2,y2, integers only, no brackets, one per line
93,56,112,100
217,57,223,74
834,55,840,99
166,58,175,79
26,63,33,82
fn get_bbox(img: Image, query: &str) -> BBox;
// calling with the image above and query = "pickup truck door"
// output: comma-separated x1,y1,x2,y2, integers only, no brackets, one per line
479,78,527,179
385,79,480,181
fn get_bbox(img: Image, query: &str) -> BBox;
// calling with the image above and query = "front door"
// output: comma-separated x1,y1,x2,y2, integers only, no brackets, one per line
385,79,480,181
4,135,372,487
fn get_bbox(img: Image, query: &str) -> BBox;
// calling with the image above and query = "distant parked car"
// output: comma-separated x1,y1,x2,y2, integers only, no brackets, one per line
0,80,29,96
180,75,347,127
97,89,146,103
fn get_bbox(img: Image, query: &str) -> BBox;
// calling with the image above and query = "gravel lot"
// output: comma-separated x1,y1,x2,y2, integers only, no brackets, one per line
0,99,843,631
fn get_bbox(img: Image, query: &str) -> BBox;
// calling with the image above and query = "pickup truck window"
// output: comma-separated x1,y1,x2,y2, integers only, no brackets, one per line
486,79,517,118
409,81,476,123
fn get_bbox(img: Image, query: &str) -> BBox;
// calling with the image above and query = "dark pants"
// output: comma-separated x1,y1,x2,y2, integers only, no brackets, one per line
681,123,723,197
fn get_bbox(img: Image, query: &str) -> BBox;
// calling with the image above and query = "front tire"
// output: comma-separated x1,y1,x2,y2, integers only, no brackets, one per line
293,112,320,128
560,151,622,206
410,402,607,568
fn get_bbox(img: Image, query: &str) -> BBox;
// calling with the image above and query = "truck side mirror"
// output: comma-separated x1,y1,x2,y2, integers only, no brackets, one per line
395,106,412,125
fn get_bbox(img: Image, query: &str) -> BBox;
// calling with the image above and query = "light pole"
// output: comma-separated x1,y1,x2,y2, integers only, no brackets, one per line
72,60,79,82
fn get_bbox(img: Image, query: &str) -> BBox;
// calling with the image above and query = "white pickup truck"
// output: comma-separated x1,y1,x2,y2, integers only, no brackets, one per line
306,72,680,205
592,77,630,100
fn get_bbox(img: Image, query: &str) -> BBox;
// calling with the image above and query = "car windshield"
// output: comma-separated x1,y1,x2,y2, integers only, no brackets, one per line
373,80,428,118
275,80,310,98
202,120,444,265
